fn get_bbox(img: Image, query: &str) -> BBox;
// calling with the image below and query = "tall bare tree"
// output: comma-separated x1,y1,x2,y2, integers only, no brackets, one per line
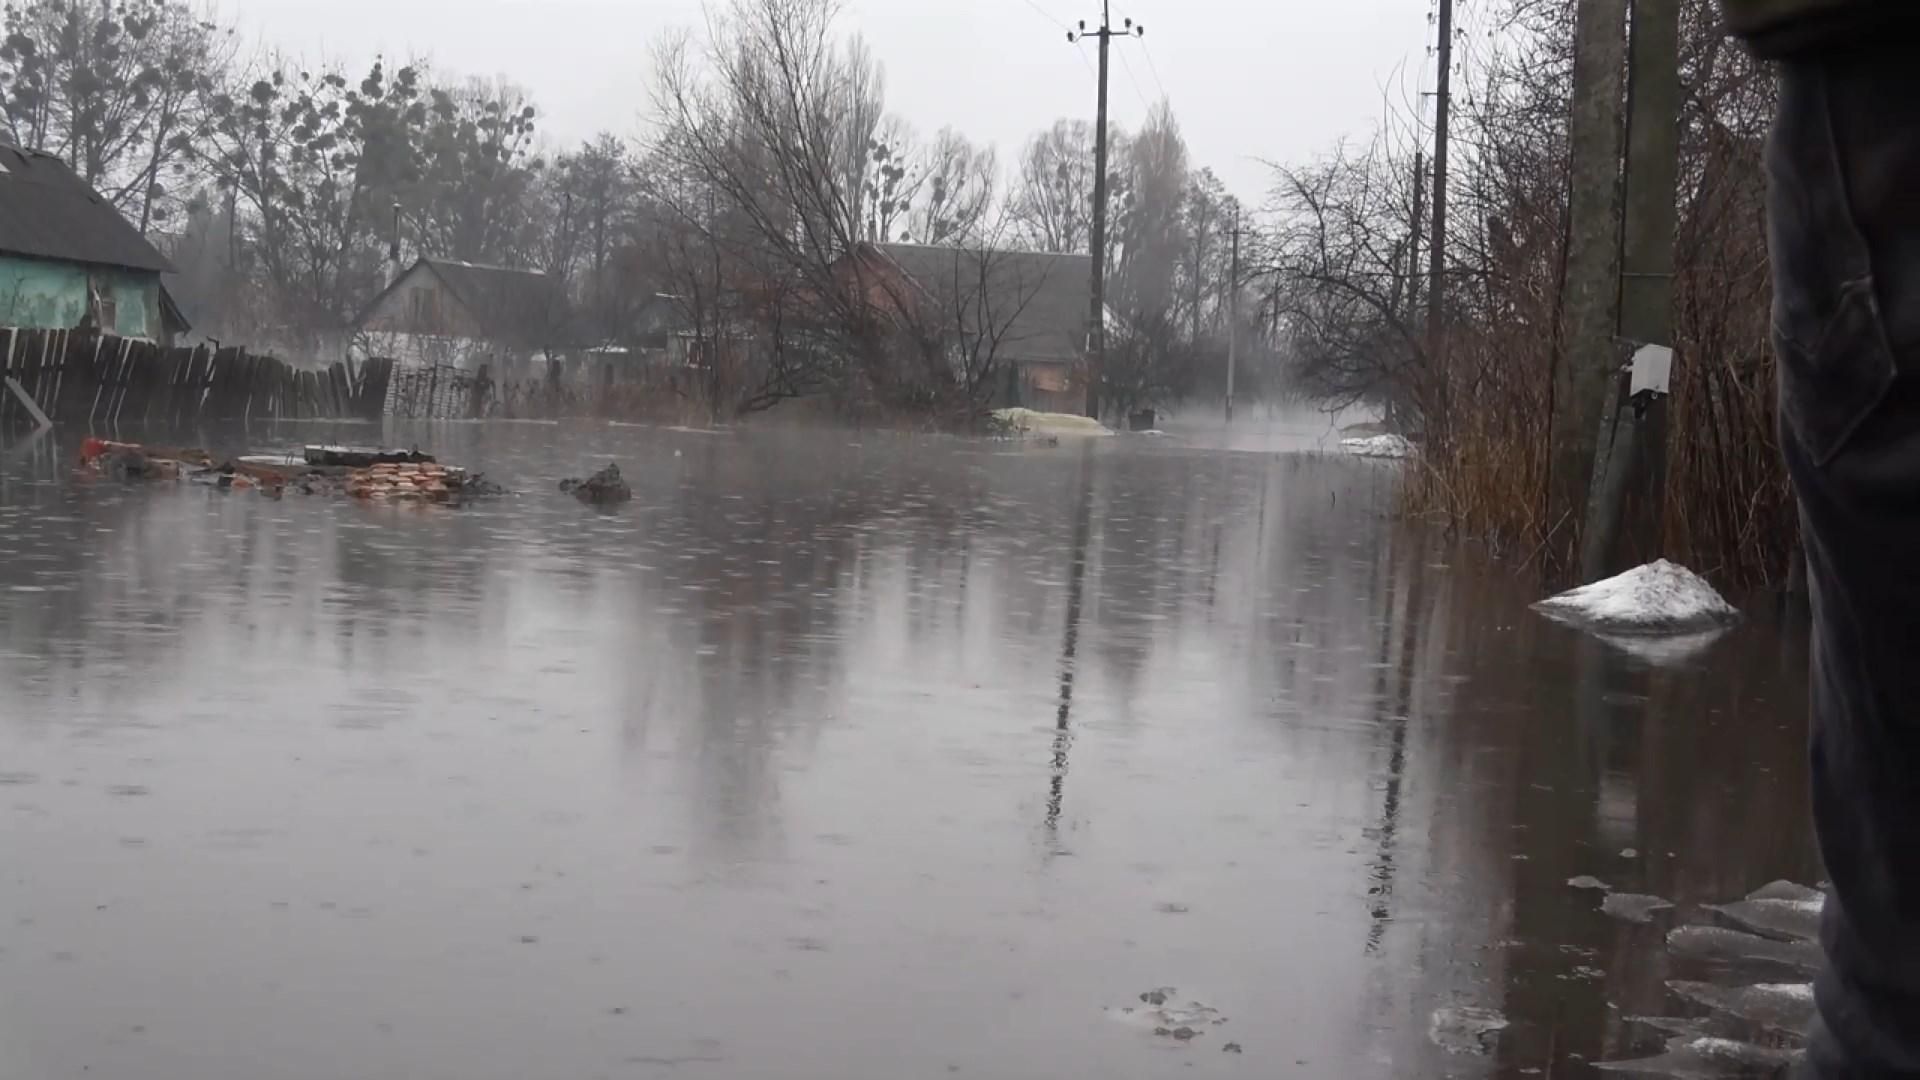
0,0,235,231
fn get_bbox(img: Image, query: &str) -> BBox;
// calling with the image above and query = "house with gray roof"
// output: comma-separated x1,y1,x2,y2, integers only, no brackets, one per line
353,256,573,380
852,241,1093,412
0,144,186,342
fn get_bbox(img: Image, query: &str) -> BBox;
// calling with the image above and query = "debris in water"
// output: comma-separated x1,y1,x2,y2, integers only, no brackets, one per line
1568,875,1613,892
303,445,433,468
1429,1005,1508,1055
1222,1042,1243,1054
1620,848,1639,859
1154,902,1190,915
77,438,207,480
559,463,632,504
1533,559,1739,635
1603,892,1676,925
1668,980,1815,1035
1140,987,1175,1007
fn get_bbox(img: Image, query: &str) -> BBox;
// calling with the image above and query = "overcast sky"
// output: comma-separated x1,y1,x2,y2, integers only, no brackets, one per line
231,0,1436,204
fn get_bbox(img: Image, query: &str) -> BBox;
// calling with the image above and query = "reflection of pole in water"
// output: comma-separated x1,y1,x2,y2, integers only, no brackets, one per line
1046,450,1098,840
1364,531,1427,955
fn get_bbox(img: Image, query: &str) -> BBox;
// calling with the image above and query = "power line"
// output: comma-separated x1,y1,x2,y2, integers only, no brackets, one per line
1138,37,1170,101
1018,0,1070,32
1117,49,1152,110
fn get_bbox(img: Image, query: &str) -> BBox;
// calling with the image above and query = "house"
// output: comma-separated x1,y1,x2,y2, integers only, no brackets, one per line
353,257,572,381
0,144,186,343
847,241,1092,412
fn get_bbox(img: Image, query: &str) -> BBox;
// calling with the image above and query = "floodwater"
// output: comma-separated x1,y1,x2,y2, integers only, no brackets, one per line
0,412,1821,1079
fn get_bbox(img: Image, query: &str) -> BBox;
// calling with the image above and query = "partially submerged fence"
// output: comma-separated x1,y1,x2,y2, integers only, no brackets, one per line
383,362,478,420
0,328,394,428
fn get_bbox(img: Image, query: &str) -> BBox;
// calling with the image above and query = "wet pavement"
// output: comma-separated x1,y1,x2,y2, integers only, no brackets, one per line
0,414,1820,1078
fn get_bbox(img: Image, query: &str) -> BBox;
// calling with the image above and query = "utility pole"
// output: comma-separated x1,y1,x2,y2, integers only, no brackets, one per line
1226,207,1240,422
1552,0,1629,577
1425,0,1454,410
1579,0,1679,580
1068,2,1142,420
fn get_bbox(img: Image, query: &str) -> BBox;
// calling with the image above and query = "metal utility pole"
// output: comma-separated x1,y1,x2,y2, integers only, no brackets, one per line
1552,0,1629,578
1226,208,1240,422
1068,2,1142,420
1425,0,1454,389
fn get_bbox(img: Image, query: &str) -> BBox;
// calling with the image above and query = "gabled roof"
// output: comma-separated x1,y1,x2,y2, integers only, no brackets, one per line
357,256,571,344
869,242,1091,364
0,145,172,273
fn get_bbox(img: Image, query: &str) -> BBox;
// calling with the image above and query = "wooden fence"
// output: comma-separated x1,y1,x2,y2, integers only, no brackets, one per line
383,362,479,420
0,328,395,429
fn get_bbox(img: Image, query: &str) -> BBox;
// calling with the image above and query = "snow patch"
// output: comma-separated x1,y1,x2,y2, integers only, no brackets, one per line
990,408,1111,438
1340,434,1415,459
1533,559,1738,635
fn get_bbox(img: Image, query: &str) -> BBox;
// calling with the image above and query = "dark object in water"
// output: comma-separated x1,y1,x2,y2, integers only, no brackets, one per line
304,445,435,468
560,463,632,504
1128,408,1156,431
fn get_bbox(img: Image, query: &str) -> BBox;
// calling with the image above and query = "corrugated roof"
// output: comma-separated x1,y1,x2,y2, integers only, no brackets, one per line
872,242,1091,364
0,145,172,272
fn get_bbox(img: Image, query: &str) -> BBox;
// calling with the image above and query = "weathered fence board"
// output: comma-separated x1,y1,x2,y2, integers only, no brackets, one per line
0,328,384,429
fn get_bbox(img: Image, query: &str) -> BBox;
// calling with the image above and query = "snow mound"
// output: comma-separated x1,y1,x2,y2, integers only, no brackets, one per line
1533,560,1738,635
990,408,1110,437
1340,434,1414,459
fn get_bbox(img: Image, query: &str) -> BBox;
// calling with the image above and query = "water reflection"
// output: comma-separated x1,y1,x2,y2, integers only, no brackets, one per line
0,419,1816,1079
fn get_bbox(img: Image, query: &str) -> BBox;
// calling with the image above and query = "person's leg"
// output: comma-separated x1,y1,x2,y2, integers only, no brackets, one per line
1770,44,1920,1078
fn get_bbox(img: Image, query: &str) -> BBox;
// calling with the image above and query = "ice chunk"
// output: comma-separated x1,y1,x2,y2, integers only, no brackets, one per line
1669,980,1815,1035
1707,898,1822,943
1595,1035,1800,1075
1429,1005,1508,1055
1604,892,1676,925
1340,434,1414,459
1667,925,1822,977
1533,560,1739,635
1748,881,1824,905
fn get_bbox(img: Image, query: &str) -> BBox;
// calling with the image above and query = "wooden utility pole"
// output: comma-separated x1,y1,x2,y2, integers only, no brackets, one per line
1226,208,1240,422
1068,3,1142,420
1550,0,1628,575
1580,0,1680,580
1425,0,1454,395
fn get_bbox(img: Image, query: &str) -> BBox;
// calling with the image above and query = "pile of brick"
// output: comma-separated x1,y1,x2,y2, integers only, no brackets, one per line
346,461,461,501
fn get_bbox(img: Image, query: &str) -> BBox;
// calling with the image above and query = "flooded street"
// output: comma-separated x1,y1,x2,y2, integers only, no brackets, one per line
0,417,1820,1078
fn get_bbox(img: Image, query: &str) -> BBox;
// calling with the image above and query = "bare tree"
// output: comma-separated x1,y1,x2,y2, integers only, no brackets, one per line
0,0,236,231
1011,118,1094,254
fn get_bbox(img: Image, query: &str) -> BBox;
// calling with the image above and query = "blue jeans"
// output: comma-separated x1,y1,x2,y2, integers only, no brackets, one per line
1771,44,1920,1078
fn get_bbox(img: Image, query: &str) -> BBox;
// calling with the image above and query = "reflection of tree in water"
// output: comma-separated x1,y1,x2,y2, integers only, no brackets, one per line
601,432,1000,865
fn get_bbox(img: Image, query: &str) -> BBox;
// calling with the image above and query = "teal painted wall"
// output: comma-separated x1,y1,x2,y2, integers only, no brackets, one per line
0,254,160,338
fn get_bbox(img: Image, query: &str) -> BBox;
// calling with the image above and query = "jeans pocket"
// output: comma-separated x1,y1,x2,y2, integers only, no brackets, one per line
1774,279,1898,467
